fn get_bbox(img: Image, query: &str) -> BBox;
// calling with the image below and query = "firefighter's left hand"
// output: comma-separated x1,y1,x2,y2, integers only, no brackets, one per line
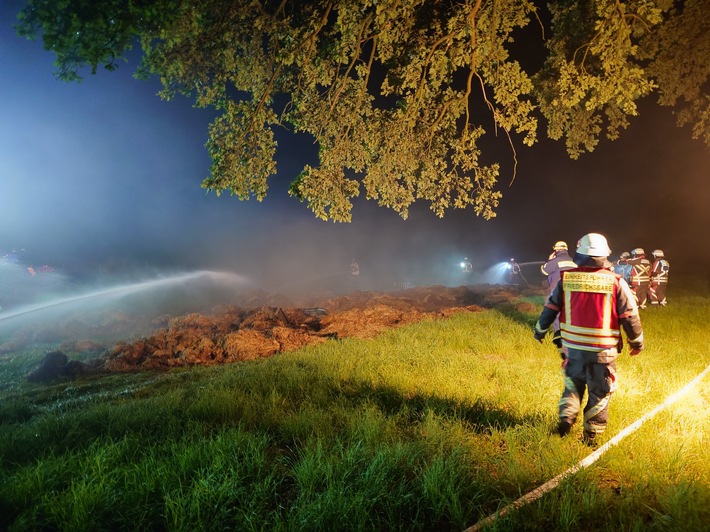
533,331,545,343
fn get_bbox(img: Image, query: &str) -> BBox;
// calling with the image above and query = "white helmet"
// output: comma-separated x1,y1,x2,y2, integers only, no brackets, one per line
652,249,664,258
553,241,568,251
631,247,645,257
576,233,611,257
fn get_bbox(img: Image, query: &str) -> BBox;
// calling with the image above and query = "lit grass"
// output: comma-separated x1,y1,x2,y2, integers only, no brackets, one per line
1,282,708,530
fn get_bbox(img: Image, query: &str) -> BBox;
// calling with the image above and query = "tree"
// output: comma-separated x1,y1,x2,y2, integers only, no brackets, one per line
15,0,709,222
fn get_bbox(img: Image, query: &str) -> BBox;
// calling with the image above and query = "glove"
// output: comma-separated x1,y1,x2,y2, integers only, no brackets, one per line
533,330,545,343
630,348,642,356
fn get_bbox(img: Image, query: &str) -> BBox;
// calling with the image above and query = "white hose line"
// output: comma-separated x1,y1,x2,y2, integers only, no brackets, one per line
464,362,710,532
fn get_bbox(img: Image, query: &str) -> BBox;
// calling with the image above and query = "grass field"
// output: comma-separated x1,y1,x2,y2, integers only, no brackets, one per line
1,281,709,531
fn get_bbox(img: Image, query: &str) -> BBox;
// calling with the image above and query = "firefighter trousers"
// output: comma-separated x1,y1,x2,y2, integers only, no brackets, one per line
649,281,668,305
632,282,650,308
559,349,618,436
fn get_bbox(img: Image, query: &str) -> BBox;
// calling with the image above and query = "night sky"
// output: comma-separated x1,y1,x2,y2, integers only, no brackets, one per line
2,1,709,293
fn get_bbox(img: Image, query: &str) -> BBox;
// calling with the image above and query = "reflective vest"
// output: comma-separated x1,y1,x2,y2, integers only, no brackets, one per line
651,259,669,283
559,268,622,352
630,258,651,284
541,251,577,292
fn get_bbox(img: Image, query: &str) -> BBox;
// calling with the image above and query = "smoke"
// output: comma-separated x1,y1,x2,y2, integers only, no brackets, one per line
2,0,708,299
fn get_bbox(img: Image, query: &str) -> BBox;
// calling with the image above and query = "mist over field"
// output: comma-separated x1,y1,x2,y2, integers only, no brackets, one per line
2,0,709,326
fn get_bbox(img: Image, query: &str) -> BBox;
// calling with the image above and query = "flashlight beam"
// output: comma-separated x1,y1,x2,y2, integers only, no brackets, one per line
464,361,710,532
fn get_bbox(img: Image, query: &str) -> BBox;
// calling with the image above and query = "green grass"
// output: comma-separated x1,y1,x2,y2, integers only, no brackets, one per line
1,283,709,531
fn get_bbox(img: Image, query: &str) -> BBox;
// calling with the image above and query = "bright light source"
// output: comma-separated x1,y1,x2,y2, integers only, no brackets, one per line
460,262,466,269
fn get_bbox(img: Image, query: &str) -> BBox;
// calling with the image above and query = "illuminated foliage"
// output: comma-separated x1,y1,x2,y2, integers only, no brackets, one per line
15,0,709,221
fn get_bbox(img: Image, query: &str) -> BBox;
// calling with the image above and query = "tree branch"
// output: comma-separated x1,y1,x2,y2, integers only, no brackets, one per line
253,2,334,133
328,13,373,113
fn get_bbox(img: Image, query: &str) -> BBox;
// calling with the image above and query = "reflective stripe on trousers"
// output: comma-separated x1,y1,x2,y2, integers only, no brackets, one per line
559,349,618,436
649,281,668,305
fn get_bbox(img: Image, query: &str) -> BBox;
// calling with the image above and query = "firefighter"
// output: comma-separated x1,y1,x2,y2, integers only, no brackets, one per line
649,249,670,306
540,241,577,357
613,251,632,284
461,257,473,273
350,259,360,277
628,248,651,309
508,258,522,285
534,233,644,444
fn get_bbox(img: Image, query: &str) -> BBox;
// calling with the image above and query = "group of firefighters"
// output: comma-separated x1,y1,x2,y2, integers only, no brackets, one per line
612,248,670,308
542,241,670,309
533,233,670,446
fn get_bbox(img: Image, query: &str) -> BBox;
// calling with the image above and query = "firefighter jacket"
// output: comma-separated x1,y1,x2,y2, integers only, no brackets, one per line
629,256,651,286
613,259,632,284
535,256,644,353
541,250,577,294
651,258,670,283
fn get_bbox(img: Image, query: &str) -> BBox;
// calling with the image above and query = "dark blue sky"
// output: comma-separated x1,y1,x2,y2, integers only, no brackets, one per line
2,1,708,291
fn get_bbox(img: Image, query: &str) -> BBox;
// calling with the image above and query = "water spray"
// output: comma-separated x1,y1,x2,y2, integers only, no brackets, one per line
0,270,248,324
516,261,544,267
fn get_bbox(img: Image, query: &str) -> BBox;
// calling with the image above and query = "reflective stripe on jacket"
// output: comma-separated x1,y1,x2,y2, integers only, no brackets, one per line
559,268,622,351
629,258,651,284
541,250,577,293
536,257,644,353
651,259,670,283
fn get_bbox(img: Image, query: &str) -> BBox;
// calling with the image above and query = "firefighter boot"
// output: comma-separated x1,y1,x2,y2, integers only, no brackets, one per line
582,431,598,447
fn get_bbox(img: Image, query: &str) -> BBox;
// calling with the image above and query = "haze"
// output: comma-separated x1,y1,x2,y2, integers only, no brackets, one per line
2,0,709,298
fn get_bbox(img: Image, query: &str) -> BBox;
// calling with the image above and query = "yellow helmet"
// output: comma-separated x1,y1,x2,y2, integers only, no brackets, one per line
553,241,568,251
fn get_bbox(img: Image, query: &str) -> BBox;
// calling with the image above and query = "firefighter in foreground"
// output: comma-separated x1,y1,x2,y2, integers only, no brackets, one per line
649,249,670,306
540,241,577,358
534,233,644,444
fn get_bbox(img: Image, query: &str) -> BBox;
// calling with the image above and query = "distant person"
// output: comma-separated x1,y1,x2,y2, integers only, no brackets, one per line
4,249,21,263
350,259,360,288
508,258,522,285
540,241,577,357
534,233,644,445
628,248,651,309
461,257,472,273
613,251,632,284
649,249,670,306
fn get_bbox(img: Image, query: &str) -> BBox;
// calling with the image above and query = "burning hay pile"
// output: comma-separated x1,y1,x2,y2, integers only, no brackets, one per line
104,306,325,371
18,284,544,378
104,285,494,371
